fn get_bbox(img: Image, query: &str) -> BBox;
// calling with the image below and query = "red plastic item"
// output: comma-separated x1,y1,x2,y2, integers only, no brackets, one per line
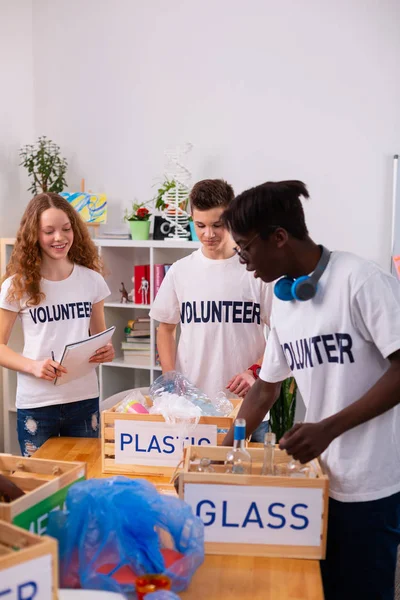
135,574,171,600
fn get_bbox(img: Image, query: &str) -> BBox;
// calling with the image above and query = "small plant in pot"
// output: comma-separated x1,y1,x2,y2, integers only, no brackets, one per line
19,136,68,195
124,202,152,240
153,178,191,240
154,178,190,213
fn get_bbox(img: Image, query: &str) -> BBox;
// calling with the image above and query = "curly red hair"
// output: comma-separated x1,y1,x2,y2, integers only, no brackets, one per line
1,193,104,306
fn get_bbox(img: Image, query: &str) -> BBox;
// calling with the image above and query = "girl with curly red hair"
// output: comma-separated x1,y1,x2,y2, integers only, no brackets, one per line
0,193,114,455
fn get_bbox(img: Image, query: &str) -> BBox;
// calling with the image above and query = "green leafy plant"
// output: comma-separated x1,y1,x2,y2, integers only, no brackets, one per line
269,377,297,442
153,177,189,212
124,202,152,222
19,136,68,195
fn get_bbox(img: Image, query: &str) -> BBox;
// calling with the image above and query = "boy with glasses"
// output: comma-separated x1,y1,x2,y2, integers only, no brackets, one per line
222,179,400,600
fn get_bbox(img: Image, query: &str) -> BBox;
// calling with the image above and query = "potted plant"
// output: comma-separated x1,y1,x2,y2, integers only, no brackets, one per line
124,202,152,240
19,136,68,195
153,178,191,240
269,377,297,441
154,178,190,213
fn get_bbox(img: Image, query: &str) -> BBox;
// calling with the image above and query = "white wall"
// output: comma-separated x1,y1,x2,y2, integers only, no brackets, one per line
31,0,400,267
0,0,33,237
0,0,33,451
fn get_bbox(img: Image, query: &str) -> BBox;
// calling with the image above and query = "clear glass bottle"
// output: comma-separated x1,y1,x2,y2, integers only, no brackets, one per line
225,418,252,474
287,458,310,478
196,457,215,473
261,431,276,475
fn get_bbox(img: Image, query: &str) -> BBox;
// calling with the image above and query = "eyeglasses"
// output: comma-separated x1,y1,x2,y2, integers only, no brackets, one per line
233,232,260,261
233,226,280,262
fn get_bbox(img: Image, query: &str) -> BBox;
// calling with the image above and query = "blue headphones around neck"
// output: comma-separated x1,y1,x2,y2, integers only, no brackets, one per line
274,245,331,302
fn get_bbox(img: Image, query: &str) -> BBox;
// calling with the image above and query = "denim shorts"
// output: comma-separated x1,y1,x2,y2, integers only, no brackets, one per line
17,397,99,456
250,420,269,443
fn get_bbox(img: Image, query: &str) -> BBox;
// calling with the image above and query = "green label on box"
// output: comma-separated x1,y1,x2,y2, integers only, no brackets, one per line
12,477,84,535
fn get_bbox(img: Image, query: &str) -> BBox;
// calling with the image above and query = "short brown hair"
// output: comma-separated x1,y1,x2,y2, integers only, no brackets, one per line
190,179,234,211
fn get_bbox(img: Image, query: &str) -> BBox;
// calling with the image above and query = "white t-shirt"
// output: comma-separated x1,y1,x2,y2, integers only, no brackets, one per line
260,251,400,502
150,249,272,400
0,264,110,409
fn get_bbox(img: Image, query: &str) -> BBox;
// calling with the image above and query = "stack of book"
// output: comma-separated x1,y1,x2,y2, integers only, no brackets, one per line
154,264,172,297
122,318,151,365
134,264,172,304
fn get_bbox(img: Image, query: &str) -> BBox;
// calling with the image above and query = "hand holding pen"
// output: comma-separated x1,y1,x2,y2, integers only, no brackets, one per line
29,352,67,381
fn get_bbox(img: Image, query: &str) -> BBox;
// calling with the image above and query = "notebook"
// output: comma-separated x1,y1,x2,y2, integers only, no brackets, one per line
54,326,116,386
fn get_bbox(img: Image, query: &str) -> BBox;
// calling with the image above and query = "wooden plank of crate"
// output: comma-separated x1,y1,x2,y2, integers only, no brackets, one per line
182,472,326,489
102,458,173,477
204,541,323,560
0,521,31,548
320,475,329,559
103,411,233,428
0,543,13,556
103,427,116,440
0,523,58,600
7,463,86,519
5,475,47,492
0,455,82,476
101,412,107,474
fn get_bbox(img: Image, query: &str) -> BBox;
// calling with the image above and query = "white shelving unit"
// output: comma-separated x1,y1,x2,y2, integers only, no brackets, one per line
0,237,200,453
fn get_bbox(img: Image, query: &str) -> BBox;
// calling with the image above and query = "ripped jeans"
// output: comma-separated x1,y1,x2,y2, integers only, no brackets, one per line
16,397,99,457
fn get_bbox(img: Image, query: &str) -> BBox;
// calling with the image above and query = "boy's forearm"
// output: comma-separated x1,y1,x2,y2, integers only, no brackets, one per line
223,379,281,445
157,327,177,372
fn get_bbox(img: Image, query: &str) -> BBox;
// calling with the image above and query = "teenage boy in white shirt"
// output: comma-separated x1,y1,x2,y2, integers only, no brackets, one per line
222,179,400,600
150,179,272,440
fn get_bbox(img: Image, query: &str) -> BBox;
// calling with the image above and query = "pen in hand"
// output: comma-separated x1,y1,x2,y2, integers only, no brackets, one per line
51,351,58,378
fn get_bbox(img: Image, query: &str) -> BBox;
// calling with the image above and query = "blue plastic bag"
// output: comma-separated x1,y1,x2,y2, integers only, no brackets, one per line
144,593,181,599
47,477,204,596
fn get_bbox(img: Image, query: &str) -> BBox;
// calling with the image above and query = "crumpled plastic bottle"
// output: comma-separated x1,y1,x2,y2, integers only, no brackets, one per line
212,391,234,416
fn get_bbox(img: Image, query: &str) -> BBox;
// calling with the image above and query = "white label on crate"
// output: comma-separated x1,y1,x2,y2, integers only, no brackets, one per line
114,420,218,466
0,554,52,599
184,484,324,547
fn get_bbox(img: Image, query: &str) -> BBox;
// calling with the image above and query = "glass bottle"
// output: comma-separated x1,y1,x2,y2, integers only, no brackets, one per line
225,418,252,474
261,431,276,475
196,457,215,473
287,458,310,478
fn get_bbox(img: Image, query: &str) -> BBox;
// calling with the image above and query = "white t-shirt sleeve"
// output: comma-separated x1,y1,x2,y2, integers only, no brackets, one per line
259,323,292,383
352,270,400,359
149,267,180,324
92,272,111,304
0,277,20,312
259,282,273,326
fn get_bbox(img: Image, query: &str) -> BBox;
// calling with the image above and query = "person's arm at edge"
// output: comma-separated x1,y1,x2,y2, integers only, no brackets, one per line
222,377,281,445
0,307,66,379
226,352,265,397
157,322,177,373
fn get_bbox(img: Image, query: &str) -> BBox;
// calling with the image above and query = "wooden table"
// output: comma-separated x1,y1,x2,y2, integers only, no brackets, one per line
34,437,324,600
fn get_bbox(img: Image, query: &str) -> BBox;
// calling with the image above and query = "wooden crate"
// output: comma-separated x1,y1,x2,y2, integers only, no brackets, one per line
0,454,86,535
101,398,241,477
179,445,329,560
0,521,58,599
